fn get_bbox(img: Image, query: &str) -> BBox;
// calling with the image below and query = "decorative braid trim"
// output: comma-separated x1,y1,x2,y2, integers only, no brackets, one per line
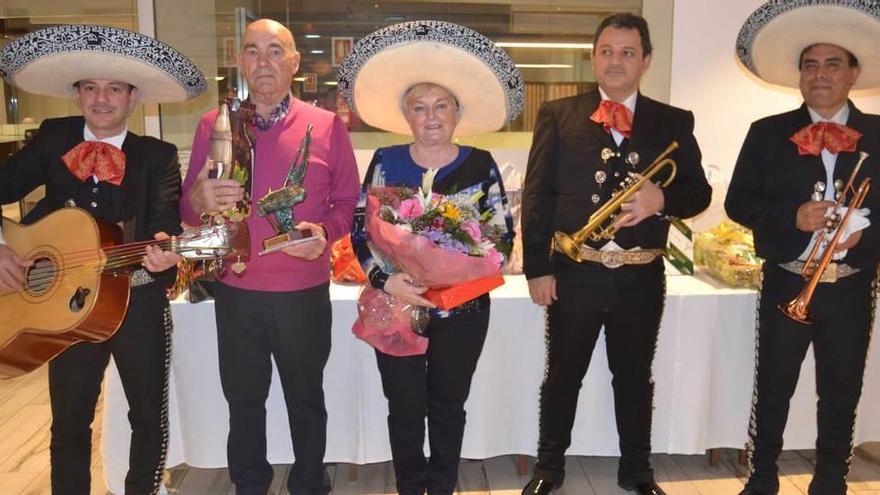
843,267,880,477
149,304,174,495
745,269,765,479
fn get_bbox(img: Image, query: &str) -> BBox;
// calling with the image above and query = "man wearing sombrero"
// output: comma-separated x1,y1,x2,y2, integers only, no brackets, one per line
0,25,205,494
521,12,711,495
726,2,880,494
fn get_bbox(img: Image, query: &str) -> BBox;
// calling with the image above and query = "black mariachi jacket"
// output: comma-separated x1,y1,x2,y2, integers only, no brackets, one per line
521,89,711,279
0,116,182,289
725,103,880,270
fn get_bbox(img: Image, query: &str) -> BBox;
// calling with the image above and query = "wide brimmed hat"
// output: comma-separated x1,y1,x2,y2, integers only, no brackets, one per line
337,20,524,137
0,25,207,102
736,0,880,90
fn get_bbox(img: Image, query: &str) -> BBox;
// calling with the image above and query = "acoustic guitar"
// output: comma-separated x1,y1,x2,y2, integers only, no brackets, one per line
0,207,249,379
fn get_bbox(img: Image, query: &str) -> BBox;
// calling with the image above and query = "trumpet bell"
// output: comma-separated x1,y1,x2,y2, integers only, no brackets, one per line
553,232,583,262
778,300,812,325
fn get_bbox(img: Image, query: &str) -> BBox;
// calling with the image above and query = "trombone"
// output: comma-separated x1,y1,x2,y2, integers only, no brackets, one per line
554,141,679,262
779,151,871,324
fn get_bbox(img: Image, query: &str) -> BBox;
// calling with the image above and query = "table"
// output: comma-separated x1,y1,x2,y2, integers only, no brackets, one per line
100,274,880,494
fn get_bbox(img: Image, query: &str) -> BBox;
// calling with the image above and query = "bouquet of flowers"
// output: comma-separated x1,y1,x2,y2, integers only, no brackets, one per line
353,168,510,356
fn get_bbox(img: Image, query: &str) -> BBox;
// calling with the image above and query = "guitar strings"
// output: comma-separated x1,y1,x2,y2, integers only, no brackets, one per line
21,241,231,287
18,225,240,288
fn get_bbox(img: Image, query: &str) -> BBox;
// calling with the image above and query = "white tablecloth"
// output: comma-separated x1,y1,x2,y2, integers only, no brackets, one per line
101,273,880,494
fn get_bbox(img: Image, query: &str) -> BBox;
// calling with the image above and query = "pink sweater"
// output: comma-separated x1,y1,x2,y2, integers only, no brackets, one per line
181,98,360,292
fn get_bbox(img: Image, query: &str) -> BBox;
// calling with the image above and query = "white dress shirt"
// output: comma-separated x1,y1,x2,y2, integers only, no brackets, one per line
797,104,869,261
597,89,639,252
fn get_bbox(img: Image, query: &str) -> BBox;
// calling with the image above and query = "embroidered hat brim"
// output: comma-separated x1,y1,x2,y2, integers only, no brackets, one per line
0,25,207,103
736,1,880,90
337,20,524,137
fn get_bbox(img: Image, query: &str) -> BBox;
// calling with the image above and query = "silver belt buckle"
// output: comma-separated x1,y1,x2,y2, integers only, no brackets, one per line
819,262,838,284
601,251,624,269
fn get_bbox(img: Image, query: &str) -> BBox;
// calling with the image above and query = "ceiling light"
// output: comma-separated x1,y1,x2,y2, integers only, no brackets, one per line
304,34,321,39
515,64,574,69
293,77,306,81
496,42,592,50
324,81,338,86
214,76,226,81
310,49,325,54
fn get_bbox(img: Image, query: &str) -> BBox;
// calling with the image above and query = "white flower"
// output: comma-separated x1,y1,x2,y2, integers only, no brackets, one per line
417,168,440,210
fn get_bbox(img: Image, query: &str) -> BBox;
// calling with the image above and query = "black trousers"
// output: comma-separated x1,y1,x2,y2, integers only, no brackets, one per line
49,288,172,495
534,258,665,486
214,282,332,495
745,264,876,495
375,306,490,495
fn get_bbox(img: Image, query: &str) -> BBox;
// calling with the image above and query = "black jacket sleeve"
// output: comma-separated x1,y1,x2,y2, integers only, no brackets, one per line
660,110,712,219
725,120,811,262
521,102,559,279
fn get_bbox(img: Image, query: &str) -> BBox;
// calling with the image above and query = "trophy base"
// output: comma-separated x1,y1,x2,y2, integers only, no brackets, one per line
259,229,316,255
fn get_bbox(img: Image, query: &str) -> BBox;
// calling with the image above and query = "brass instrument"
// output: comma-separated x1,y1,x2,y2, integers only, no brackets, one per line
780,151,871,324
553,141,679,262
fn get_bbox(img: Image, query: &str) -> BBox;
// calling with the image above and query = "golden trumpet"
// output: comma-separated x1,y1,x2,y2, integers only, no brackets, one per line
780,151,871,324
553,141,679,262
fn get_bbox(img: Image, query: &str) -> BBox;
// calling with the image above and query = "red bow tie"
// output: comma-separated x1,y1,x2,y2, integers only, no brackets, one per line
790,122,862,156
590,99,633,138
62,141,126,186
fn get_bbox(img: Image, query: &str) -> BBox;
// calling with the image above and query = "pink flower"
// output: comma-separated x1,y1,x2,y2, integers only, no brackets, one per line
398,198,423,220
462,221,482,243
486,248,504,268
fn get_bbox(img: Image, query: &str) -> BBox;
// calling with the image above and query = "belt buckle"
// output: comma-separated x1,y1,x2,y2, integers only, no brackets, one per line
819,262,838,283
601,251,624,269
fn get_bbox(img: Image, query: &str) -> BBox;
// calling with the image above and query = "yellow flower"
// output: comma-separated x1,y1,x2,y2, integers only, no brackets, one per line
439,202,461,220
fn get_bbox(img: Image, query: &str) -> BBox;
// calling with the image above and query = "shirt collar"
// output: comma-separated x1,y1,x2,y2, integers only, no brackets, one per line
807,103,850,125
598,87,638,114
83,124,127,149
251,93,293,131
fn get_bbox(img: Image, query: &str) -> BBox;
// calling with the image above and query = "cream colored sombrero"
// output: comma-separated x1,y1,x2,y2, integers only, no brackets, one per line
736,0,880,90
0,24,207,102
337,20,524,137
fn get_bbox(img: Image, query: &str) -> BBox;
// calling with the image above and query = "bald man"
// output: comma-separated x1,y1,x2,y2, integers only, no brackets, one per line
180,19,360,495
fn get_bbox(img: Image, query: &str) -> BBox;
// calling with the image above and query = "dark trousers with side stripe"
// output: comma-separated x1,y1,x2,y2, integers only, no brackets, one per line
534,257,665,487
213,282,332,495
746,264,876,495
49,288,172,495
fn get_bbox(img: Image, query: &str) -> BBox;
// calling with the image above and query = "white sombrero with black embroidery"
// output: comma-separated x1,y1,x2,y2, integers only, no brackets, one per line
0,24,207,102
337,20,524,137
736,0,880,90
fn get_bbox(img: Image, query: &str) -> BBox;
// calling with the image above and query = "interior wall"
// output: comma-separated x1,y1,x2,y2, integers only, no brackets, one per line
640,0,673,103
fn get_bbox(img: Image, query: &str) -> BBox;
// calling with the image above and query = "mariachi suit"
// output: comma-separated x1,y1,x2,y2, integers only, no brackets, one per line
522,89,711,486
0,116,182,495
726,103,880,495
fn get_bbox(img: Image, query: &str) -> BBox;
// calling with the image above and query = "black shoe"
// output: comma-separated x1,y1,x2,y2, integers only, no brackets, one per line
618,480,667,495
521,478,560,495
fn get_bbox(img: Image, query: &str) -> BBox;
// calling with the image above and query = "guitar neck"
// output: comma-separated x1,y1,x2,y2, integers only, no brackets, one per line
102,239,176,272
102,222,244,271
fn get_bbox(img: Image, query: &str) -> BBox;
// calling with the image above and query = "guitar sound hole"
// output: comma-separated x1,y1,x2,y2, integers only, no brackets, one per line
25,257,55,295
